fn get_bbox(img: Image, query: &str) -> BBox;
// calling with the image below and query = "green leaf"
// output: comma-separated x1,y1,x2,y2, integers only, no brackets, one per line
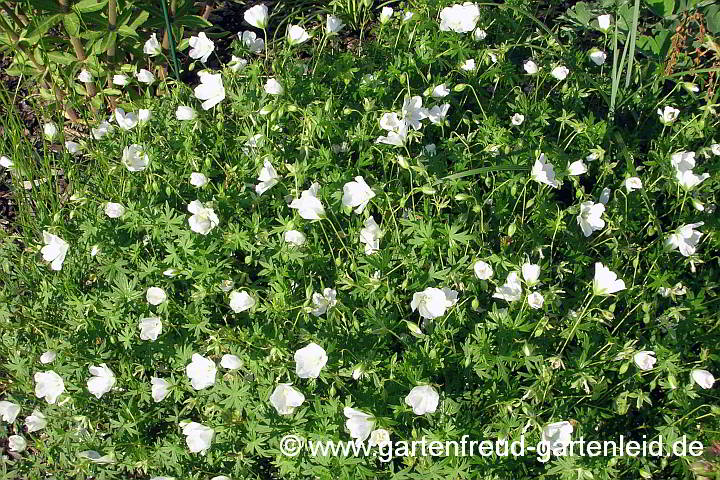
63,12,81,36
73,0,108,14
46,51,77,65
26,0,64,13
25,14,63,41
174,15,212,29
644,0,675,17
128,11,150,30
705,5,720,34
117,26,138,38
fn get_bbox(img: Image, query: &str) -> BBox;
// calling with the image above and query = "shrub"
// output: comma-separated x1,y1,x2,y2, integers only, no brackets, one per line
1,1,719,479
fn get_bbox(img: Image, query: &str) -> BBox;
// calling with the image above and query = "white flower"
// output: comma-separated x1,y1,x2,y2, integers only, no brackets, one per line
659,283,687,297
164,268,178,277
522,263,541,286
402,96,428,130
624,177,643,192
523,59,539,75
411,287,456,320
122,144,149,171
691,369,715,389
376,113,408,146
25,410,47,432
427,104,450,125
182,422,214,454
461,59,476,71
139,317,162,341
527,291,544,309
91,245,100,257
0,155,13,169
342,176,375,213
113,74,129,86
229,55,248,72
402,11,414,22
256,159,279,195
43,122,57,140
473,28,487,40
146,287,167,305
78,69,93,83
229,290,255,313
270,384,305,415
287,25,310,45
311,288,337,316
405,385,439,415
597,14,612,32
264,77,284,95
188,200,219,235
360,216,381,254
190,172,208,187
186,354,217,390
473,260,493,280
220,354,242,370
136,68,155,84
290,182,325,220
633,351,656,371
589,49,607,65
34,370,65,404
344,407,374,443
369,428,391,447
92,120,114,139
531,153,559,188
542,421,573,454
511,113,525,126
657,106,679,125
104,202,125,218
577,201,605,237
592,262,626,296
326,14,345,34
493,272,523,302
294,342,328,378
40,351,56,364
144,33,162,56
710,143,720,156
65,141,81,154
551,66,569,80
431,84,450,98
671,151,710,190
0,401,20,423
77,450,115,464
439,3,481,33
240,31,264,53
568,160,587,176
41,231,69,271
8,435,26,452
284,230,306,246
244,4,268,28
379,6,394,24
140,108,151,122
151,377,170,402
189,32,215,63
195,71,225,110
115,107,138,130
599,187,611,205
87,364,116,399
665,222,703,257
176,106,197,121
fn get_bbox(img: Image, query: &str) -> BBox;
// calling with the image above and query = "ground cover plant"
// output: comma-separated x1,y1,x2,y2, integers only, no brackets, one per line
1,1,720,479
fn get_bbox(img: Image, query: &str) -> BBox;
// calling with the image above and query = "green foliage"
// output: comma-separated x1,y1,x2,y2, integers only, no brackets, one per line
1,1,720,480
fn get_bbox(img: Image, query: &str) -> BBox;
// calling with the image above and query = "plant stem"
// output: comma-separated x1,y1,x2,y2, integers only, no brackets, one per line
161,0,181,81
559,292,594,354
